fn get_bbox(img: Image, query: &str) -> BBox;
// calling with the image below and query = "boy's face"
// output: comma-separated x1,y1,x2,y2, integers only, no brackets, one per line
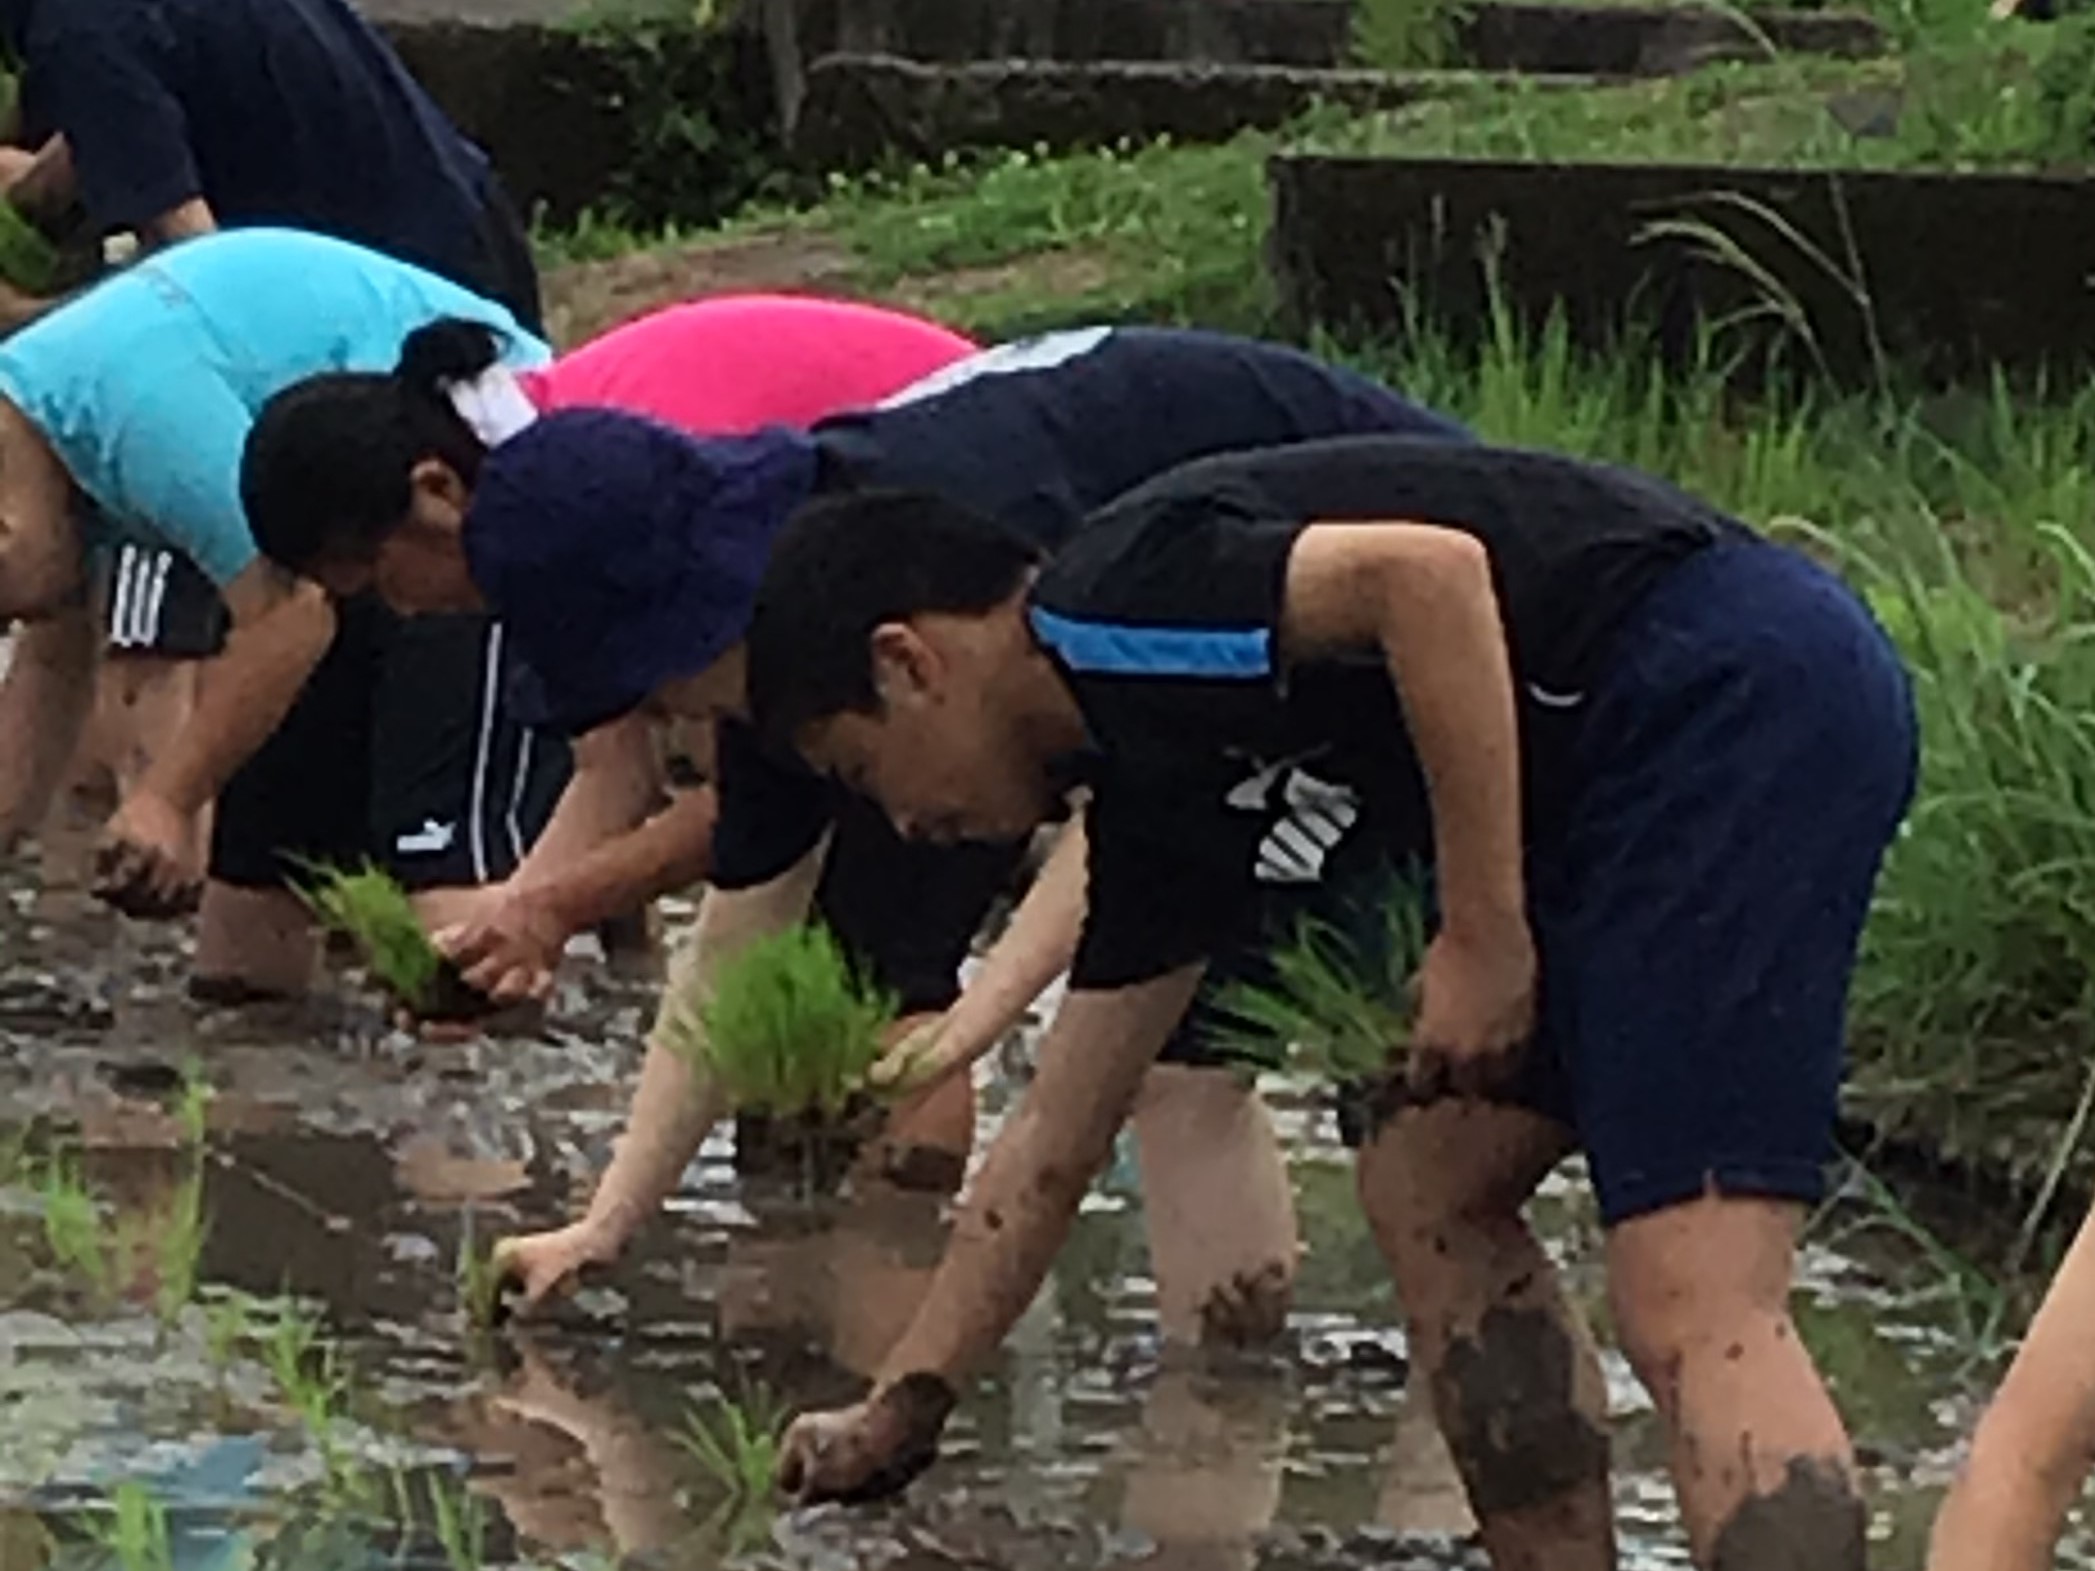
797,620,1061,845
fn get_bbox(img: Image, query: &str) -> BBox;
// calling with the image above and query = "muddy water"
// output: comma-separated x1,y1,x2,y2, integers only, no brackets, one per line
0,869,2086,1571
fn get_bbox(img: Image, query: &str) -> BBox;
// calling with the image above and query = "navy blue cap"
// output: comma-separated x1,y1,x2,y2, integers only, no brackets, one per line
463,408,820,735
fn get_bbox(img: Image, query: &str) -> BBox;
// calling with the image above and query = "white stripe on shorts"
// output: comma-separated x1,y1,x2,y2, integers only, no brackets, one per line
109,544,138,648
467,620,502,885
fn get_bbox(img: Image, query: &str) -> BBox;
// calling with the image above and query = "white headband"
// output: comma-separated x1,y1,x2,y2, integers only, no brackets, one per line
443,364,540,447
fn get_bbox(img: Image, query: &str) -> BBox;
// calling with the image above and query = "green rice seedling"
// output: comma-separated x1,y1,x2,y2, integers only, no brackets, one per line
389,1466,489,1571
88,1479,175,1571
0,201,61,295
1209,880,1431,1086
678,1386,789,1557
36,1147,112,1291
680,1385,787,1498
200,1285,258,1375
455,1208,504,1336
661,924,896,1120
173,1066,213,1148
294,860,445,1013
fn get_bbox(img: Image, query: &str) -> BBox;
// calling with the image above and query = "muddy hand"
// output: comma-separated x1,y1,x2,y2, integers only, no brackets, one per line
490,1220,622,1320
93,791,204,918
1406,925,1537,1102
778,1374,958,1505
435,881,566,1003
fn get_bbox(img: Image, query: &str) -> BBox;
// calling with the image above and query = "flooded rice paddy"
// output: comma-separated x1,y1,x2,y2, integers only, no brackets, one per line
0,866,2086,1571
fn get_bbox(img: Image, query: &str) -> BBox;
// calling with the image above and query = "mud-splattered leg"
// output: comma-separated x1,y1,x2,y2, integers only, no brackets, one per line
1607,1193,1863,1571
1357,1098,1614,1571
1132,1063,1298,1348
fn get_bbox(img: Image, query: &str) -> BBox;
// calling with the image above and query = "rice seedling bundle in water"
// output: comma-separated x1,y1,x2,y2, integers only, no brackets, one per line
662,923,895,1118
294,861,444,1013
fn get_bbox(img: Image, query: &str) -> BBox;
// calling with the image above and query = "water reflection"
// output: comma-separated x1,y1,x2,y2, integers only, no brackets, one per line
1,874,2091,1571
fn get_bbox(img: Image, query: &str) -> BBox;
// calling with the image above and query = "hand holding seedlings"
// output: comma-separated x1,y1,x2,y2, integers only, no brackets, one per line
433,878,569,1003
488,1219,623,1318
867,1013,965,1095
295,861,495,1023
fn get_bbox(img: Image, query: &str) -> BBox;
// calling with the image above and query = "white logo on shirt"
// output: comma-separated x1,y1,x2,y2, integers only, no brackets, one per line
1526,682,1586,710
1225,759,1362,885
396,818,457,855
878,326,1114,410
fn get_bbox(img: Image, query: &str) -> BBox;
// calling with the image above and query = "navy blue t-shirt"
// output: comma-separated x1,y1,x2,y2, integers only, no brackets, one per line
4,0,505,302
708,326,1474,889
1028,436,1742,989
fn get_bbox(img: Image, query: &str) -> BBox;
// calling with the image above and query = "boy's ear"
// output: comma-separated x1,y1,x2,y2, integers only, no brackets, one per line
407,457,471,524
869,619,939,705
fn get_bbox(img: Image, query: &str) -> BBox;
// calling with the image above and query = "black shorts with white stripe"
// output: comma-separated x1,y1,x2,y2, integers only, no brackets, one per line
210,596,573,892
99,543,229,658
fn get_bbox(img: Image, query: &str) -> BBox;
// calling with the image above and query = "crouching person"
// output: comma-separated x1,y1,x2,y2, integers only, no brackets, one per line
744,436,1919,1569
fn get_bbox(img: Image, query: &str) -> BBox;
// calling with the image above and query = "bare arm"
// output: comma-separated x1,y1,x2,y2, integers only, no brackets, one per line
780,967,1203,1501
1931,1201,2095,1571
135,196,213,245
884,815,1090,1091
515,713,667,877
1280,522,1530,1090
0,601,96,845
133,567,329,817
873,968,1201,1382
495,841,830,1310
93,566,332,915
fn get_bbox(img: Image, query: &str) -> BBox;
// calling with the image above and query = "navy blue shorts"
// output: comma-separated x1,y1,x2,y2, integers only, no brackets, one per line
1516,540,1917,1225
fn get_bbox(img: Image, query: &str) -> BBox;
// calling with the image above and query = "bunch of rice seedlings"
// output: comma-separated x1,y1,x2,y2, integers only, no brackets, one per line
0,201,60,295
1209,880,1431,1087
660,923,895,1119
294,860,444,1013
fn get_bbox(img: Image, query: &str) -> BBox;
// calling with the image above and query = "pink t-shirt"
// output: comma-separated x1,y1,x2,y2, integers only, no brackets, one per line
517,295,978,433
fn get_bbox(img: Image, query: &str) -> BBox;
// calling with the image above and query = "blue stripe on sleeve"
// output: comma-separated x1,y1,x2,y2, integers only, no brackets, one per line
1029,606,1272,678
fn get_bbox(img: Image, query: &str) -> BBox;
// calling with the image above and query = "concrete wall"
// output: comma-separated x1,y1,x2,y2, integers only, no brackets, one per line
791,56,1530,167
1269,154,2095,382
382,17,777,223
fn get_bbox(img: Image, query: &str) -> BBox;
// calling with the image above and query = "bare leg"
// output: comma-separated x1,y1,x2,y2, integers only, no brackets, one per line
1376,1366,1478,1538
1119,1358,1288,1571
1132,1064,1298,1347
1607,1194,1863,1571
193,882,315,998
1357,1099,1614,1571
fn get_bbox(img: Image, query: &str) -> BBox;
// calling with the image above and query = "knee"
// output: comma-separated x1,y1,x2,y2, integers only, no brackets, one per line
1353,1105,1541,1281
1606,1207,1796,1406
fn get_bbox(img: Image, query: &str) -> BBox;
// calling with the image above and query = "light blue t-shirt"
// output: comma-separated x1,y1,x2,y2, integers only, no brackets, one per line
0,226,551,587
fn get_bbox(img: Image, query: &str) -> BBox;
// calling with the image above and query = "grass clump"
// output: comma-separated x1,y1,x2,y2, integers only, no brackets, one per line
661,924,895,1120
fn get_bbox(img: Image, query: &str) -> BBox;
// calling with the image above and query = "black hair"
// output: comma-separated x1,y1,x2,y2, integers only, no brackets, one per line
241,317,508,576
748,488,1044,748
